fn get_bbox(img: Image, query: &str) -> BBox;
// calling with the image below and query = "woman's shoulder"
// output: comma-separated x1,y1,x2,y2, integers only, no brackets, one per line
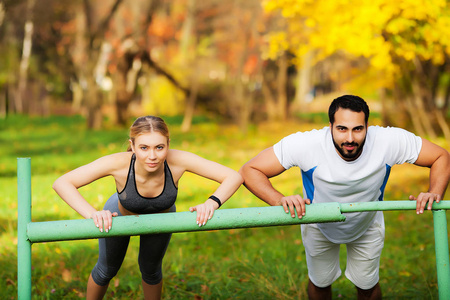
166,149,196,165
61,152,133,182
90,152,133,171
101,151,132,161
166,149,210,172
165,149,197,181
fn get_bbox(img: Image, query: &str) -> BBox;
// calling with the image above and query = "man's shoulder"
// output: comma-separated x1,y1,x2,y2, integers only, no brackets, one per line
368,125,415,138
285,126,329,139
274,127,328,167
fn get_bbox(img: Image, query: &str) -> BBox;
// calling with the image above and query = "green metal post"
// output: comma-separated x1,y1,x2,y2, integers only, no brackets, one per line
27,203,346,243
341,201,450,299
17,158,32,300
433,210,450,300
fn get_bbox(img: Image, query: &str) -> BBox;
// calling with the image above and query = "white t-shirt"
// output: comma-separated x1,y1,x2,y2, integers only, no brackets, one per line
273,126,422,243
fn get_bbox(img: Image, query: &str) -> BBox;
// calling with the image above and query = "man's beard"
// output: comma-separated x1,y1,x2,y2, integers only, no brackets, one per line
332,136,366,161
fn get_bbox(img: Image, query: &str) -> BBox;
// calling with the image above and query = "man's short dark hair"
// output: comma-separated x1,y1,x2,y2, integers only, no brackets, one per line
328,95,370,124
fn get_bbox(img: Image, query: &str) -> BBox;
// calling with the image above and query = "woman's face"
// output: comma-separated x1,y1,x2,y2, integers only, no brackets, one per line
130,131,169,172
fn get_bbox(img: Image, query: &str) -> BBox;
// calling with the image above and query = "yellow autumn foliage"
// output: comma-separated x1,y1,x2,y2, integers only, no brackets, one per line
262,0,450,87
142,76,185,116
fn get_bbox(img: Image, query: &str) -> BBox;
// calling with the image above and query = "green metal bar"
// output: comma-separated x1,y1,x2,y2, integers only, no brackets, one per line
341,201,450,300
340,200,450,212
27,203,346,243
433,210,450,300
16,156,450,299
17,158,32,300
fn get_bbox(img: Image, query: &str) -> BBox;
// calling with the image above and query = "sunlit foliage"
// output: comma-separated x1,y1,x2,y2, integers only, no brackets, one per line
263,0,450,88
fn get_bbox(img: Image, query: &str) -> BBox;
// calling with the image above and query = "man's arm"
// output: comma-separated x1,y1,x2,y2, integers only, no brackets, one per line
239,147,286,206
410,138,450,214
239,147,310,218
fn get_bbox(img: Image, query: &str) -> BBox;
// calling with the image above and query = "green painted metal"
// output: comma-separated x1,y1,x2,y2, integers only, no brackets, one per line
16,157,450,299
340,201,450,212
17,158,32,300
27,203,345,243
433,210,450,300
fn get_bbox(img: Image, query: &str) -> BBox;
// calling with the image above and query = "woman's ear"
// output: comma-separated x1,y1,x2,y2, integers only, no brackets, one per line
129,139,135,152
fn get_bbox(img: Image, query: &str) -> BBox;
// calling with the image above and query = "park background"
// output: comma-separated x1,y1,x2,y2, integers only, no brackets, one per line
1,0,450,298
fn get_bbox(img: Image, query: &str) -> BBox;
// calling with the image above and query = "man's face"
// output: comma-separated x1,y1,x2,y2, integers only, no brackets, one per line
330,108,367,161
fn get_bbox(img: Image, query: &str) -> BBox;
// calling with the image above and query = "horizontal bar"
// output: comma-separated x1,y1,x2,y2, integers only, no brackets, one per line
27,203,345,243
340,200,450,213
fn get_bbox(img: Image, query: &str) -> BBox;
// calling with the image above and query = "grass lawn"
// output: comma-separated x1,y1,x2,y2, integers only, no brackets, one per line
1,114,449,299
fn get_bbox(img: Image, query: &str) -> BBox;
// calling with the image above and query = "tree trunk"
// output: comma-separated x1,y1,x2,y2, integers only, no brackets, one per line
180,0,197,132
231,46,248,129
181,78,198,132
108,1,160,126
262,79,277,121
294,50,314,113
411,83,437,139
85,75,102,130
16,0,36,113
404,95,426,137
379,88,394,127
444,77,450,112
433,108,450,142
276,52,288,120
114,49,142,126
0,87,6,118
179,0,195,62
72,0,123,129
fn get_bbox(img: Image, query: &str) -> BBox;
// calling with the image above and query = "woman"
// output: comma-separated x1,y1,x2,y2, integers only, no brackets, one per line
53,116,243,300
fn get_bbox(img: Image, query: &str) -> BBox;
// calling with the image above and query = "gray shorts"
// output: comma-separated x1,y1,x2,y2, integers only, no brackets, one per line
302,217,385,290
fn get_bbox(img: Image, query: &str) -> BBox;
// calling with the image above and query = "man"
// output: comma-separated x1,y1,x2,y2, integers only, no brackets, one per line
239,95,450,299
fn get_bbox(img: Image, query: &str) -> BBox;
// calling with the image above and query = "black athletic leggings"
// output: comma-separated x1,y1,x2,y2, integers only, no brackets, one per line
90,193,175,286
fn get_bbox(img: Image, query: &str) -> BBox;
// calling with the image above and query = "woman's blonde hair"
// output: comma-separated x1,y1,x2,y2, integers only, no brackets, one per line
127,116,169,151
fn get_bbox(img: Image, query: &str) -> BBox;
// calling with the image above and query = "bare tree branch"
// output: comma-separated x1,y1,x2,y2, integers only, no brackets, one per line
141,50,191,97
86,0,123,49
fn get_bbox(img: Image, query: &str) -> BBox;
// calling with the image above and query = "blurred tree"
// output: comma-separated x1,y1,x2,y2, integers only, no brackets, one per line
0,1,20,117
2,0,295,130
142,0,271,129
2,0,189,128
72,0,123,129
196,0,267,127
180,0,197,132
0,0,30,115
0,0,124,125
15,0,35,114
107,0,161,126
263,0,450,139
71,0,192,127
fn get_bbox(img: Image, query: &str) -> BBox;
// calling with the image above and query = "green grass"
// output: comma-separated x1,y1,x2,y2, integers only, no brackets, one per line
1,114,448,299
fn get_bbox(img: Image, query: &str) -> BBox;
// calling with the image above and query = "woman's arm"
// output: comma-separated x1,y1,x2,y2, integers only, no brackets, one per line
52,153,128,231
168,149,243,226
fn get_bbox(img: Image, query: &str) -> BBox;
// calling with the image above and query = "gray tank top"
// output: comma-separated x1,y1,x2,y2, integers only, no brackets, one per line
118,154,178,214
